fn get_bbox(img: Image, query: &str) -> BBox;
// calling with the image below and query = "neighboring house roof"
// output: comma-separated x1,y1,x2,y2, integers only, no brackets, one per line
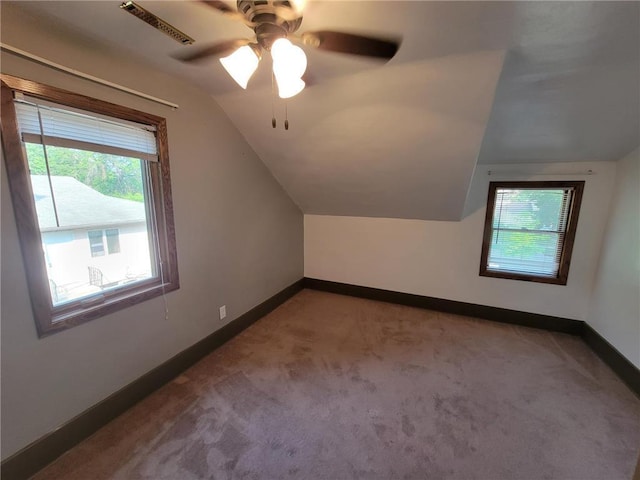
31,175,146,230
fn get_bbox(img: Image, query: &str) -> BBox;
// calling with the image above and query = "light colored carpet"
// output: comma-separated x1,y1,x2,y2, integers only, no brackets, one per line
34,289,640,480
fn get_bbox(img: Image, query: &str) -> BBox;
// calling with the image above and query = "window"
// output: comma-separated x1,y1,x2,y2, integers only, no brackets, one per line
1,74,179,336
88,229,120,256
479,181,584,285
106,229,121,254
88,230,105,257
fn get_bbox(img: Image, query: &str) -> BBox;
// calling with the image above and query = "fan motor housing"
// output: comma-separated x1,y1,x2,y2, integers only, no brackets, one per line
238,0,302,49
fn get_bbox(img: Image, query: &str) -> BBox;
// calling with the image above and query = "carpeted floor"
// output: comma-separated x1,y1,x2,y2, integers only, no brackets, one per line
34,289,640,480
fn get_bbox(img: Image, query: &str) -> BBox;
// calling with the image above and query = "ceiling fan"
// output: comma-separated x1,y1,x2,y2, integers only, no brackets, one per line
174,0,401,98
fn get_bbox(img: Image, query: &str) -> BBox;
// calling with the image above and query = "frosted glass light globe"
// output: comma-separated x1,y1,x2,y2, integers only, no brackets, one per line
277,78,306,99
220,45,260,89
271,38,307,98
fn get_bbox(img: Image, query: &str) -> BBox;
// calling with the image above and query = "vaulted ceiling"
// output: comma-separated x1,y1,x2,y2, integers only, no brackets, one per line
4,1,639,220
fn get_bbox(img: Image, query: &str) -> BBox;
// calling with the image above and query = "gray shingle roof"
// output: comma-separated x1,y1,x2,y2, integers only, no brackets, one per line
31,175,146,231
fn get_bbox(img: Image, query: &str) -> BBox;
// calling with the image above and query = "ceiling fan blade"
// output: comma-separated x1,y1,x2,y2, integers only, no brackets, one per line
174,39,251,62
200,0,234,14
301,31,400,59
199,1,248,24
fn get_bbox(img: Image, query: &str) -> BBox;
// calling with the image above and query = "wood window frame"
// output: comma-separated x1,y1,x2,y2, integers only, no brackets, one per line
1,74,179,337
479,180,584,285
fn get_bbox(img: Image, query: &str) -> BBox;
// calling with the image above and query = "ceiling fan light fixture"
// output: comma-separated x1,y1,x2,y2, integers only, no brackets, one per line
271,39,306,75
181,1,402,110
289,0,307,14
276,77,306,99
271,38,307,97
220,45,260,89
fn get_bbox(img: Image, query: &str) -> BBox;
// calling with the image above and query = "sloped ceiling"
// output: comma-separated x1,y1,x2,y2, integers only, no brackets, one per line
3,1,639,220
216,50,504,220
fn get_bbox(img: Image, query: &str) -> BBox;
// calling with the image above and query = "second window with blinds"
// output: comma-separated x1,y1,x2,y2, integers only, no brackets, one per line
479,181,584,285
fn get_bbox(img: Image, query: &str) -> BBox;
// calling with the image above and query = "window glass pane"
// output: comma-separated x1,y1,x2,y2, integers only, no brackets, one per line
88,230,105,257
106,228,121,254
487,230,561,276
492,188,567,231
25,143,155,306
486,187,572,278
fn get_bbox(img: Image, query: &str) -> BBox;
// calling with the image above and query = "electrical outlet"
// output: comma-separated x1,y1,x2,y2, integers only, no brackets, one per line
219,305,226,320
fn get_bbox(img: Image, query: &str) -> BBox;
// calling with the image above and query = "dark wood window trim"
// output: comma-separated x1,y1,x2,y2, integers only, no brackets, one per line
1,74,179,337
479,180,584,285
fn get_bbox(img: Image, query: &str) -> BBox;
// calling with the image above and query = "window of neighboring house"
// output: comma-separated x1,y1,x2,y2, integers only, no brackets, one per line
106,228,121,254
1,74,179,336
87,229,120,257
88,230,106,257
479,181,584,285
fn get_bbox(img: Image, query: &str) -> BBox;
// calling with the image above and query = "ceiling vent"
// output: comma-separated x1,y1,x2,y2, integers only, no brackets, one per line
120,1,195,45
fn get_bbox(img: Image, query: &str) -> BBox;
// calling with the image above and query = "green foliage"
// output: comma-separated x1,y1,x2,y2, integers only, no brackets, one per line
493,189,564,230
26,143,144,202
490,188,567,264
492,231,559,260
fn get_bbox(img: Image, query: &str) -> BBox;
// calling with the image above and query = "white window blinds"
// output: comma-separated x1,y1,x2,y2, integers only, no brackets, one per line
14,97,158,162
486,187,574,277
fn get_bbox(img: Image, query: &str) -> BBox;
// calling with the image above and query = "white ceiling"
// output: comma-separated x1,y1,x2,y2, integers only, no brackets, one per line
4,1,639,220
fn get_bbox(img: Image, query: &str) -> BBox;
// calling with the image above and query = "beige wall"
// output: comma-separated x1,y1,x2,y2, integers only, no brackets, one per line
1,5,302,459
305,161,616,321
588,148,640,368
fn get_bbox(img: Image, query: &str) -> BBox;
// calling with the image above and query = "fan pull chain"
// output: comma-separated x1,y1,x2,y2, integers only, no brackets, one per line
284,102,289,130
270,72,291,131
271,72,276,128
